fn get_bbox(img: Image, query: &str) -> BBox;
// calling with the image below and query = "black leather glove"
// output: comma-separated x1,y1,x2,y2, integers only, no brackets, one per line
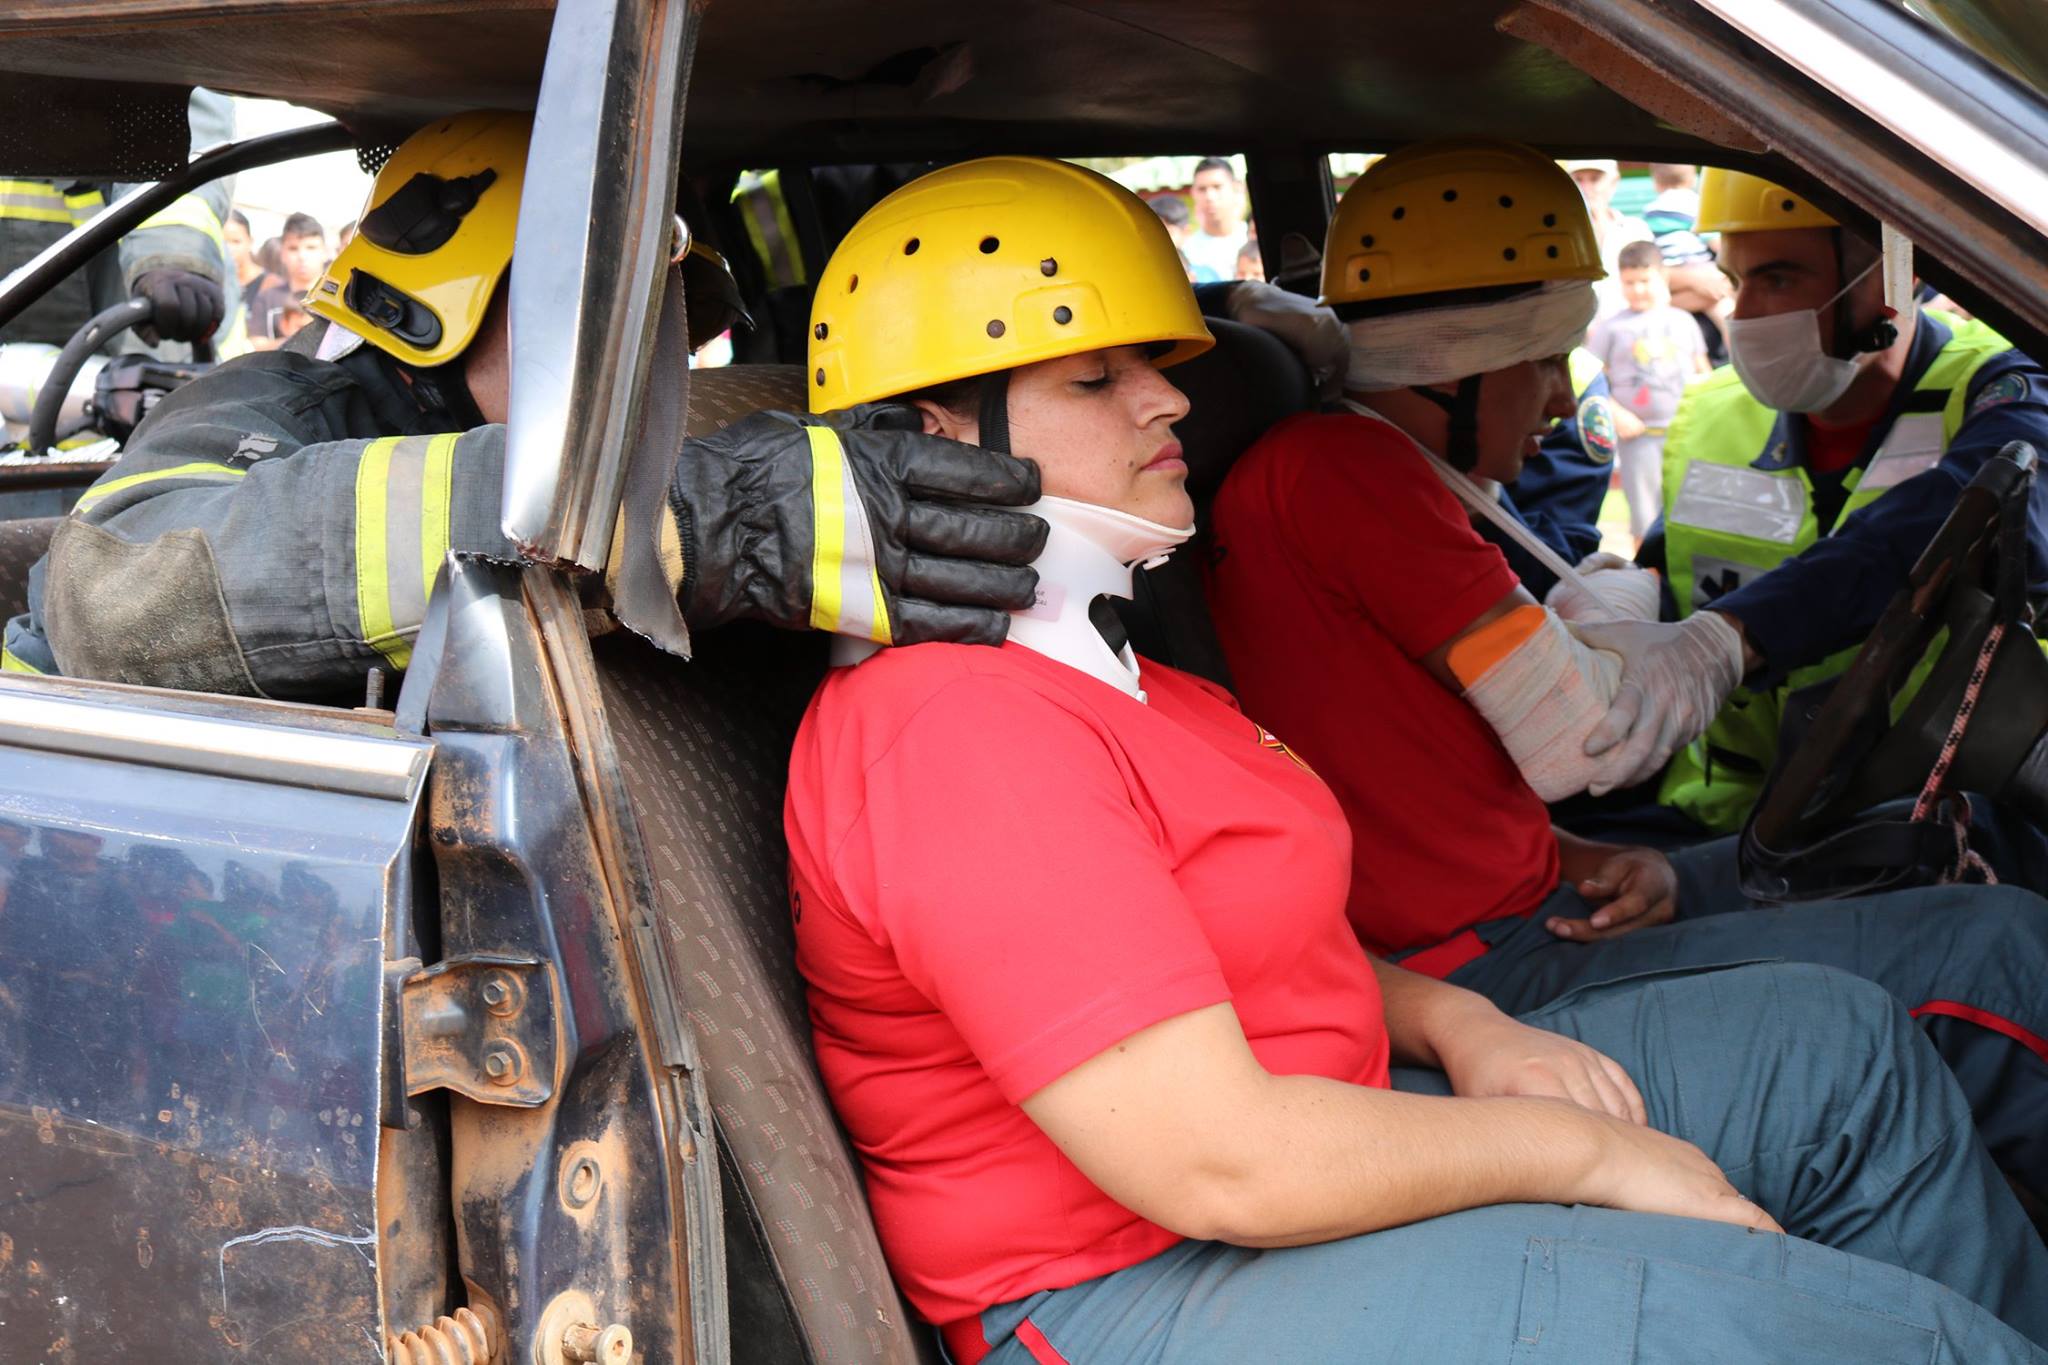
669,403,1047,645
129,269,225,345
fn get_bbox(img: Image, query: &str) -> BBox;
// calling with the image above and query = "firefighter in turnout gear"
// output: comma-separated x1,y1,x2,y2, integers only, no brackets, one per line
0,89,236,355
0,112,1046,694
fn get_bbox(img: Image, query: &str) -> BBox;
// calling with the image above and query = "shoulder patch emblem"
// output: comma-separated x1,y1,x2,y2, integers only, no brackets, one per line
1968,371,2031,418
1577,393,1618,464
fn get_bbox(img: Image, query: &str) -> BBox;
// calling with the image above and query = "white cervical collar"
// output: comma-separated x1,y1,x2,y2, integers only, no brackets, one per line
1004,495,1194,701
827,495,1193,701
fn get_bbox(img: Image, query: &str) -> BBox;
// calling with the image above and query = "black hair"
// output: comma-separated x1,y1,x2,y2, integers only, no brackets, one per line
898,372,989,419
1192,157,1238,182
1150,195,1190,227
226,208,251,234
281,211,325,243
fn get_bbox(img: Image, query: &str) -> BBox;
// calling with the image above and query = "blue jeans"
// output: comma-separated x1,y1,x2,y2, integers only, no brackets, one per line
1442,841,2048,1194
972,965,2048,1363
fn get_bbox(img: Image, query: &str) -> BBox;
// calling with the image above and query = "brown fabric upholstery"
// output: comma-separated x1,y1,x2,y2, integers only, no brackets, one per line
601,363,935,1365
0,516,59,622
685,364,809,437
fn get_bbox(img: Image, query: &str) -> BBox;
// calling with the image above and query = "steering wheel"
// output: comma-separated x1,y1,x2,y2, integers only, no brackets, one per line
1738,441,2048,902
26,297,212,456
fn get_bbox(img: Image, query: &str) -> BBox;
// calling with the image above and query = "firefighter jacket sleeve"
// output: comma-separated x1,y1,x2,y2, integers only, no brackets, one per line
27,342,516,700
112,90,235,347
115,89,234,297
1710,354,2048,684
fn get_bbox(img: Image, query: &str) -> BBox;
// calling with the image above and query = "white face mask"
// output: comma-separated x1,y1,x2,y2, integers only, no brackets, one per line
1725,261,1880,414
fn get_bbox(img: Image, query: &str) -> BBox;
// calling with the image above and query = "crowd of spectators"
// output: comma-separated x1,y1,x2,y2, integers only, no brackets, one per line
218,205,350,355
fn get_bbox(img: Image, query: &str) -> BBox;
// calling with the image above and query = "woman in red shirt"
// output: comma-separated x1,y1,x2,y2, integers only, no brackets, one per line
782,156,2048,1363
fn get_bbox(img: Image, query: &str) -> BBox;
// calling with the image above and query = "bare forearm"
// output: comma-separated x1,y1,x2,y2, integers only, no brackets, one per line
1213,1078,1601,1246
1369,955,1497,1068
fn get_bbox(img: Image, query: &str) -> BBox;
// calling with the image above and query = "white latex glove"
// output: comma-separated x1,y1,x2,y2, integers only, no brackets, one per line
1566,610,1746,794
1224,281,1347,399
1546,551,1662,624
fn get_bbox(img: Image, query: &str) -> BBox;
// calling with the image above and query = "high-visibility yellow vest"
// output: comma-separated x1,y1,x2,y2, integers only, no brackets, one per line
1655,313,2013,832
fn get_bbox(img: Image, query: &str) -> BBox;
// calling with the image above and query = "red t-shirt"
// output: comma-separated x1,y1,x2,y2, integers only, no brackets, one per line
784,641,1388,1345
1804,413,1882,475
1204,412,1562,955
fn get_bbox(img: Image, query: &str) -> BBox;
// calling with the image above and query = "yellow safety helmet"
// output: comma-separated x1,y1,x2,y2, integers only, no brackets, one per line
306,111,528,368
1695,168,1838,234
1321,138,1603,310
808,156,1212,412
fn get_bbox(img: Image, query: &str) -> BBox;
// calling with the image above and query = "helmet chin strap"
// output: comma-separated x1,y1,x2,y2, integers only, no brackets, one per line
977,370,1013,457
1410,373,1486,472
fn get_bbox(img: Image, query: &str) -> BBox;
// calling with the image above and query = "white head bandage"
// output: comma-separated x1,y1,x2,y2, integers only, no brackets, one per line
1343,279,1597,392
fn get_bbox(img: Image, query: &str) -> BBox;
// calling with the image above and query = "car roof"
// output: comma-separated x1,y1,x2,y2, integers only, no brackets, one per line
0,0,1728,172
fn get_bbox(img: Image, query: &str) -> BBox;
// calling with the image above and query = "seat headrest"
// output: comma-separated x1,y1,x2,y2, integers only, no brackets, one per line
684,322,1312,510
684,364,809,438
1166,316,1314,509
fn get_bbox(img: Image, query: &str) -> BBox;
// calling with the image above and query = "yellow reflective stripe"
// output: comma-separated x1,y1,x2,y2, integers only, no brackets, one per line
354,436,411,671
135,192,224,253
0,179,80,225
1,645,43,675
74,460,246,507
807,425,846,634
803,425,892,645
64,188,104,225
418,432,457,597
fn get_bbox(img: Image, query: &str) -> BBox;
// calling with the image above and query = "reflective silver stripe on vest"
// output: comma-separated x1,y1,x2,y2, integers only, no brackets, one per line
1856,413,1945,493
1669,462,1807,544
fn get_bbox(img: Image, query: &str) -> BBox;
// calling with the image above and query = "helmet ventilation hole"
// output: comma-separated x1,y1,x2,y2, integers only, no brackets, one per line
815,368,826,386
987,320,1006,338
1498,195,1514,208
1780,198,1797,213
814,322,828,340
1442,189,1458,202
1546,245,1559,258
1358,267,1371,282
1053,306,1072,325
1502,248,1517,261
1040,258,1058,276
1542,213,1556,228
848,274,859,292
1360,234,1374,248
1392,206,1406,220
980,236,1000,254
904,238,920,255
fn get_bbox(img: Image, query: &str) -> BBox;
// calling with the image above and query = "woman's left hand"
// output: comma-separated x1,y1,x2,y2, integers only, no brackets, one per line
1548,847,1677,943
1435,1009,1646,1125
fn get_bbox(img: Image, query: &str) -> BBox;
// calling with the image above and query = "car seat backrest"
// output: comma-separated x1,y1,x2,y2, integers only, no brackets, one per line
1117,316,1315,686
0,515,59,623
596,363,939,1365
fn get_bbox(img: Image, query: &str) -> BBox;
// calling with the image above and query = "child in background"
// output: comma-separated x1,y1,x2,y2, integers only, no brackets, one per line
1234,237,1265,282
1586,239,1710,540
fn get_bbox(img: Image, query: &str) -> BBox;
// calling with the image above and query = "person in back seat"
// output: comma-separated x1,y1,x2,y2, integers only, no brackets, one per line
783,153,2048,1364
1,112,1049,696
1203,137,2048,1209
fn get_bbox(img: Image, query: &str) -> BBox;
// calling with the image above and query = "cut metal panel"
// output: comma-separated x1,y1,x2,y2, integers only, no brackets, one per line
0,737,426,1358
502,0,692,567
